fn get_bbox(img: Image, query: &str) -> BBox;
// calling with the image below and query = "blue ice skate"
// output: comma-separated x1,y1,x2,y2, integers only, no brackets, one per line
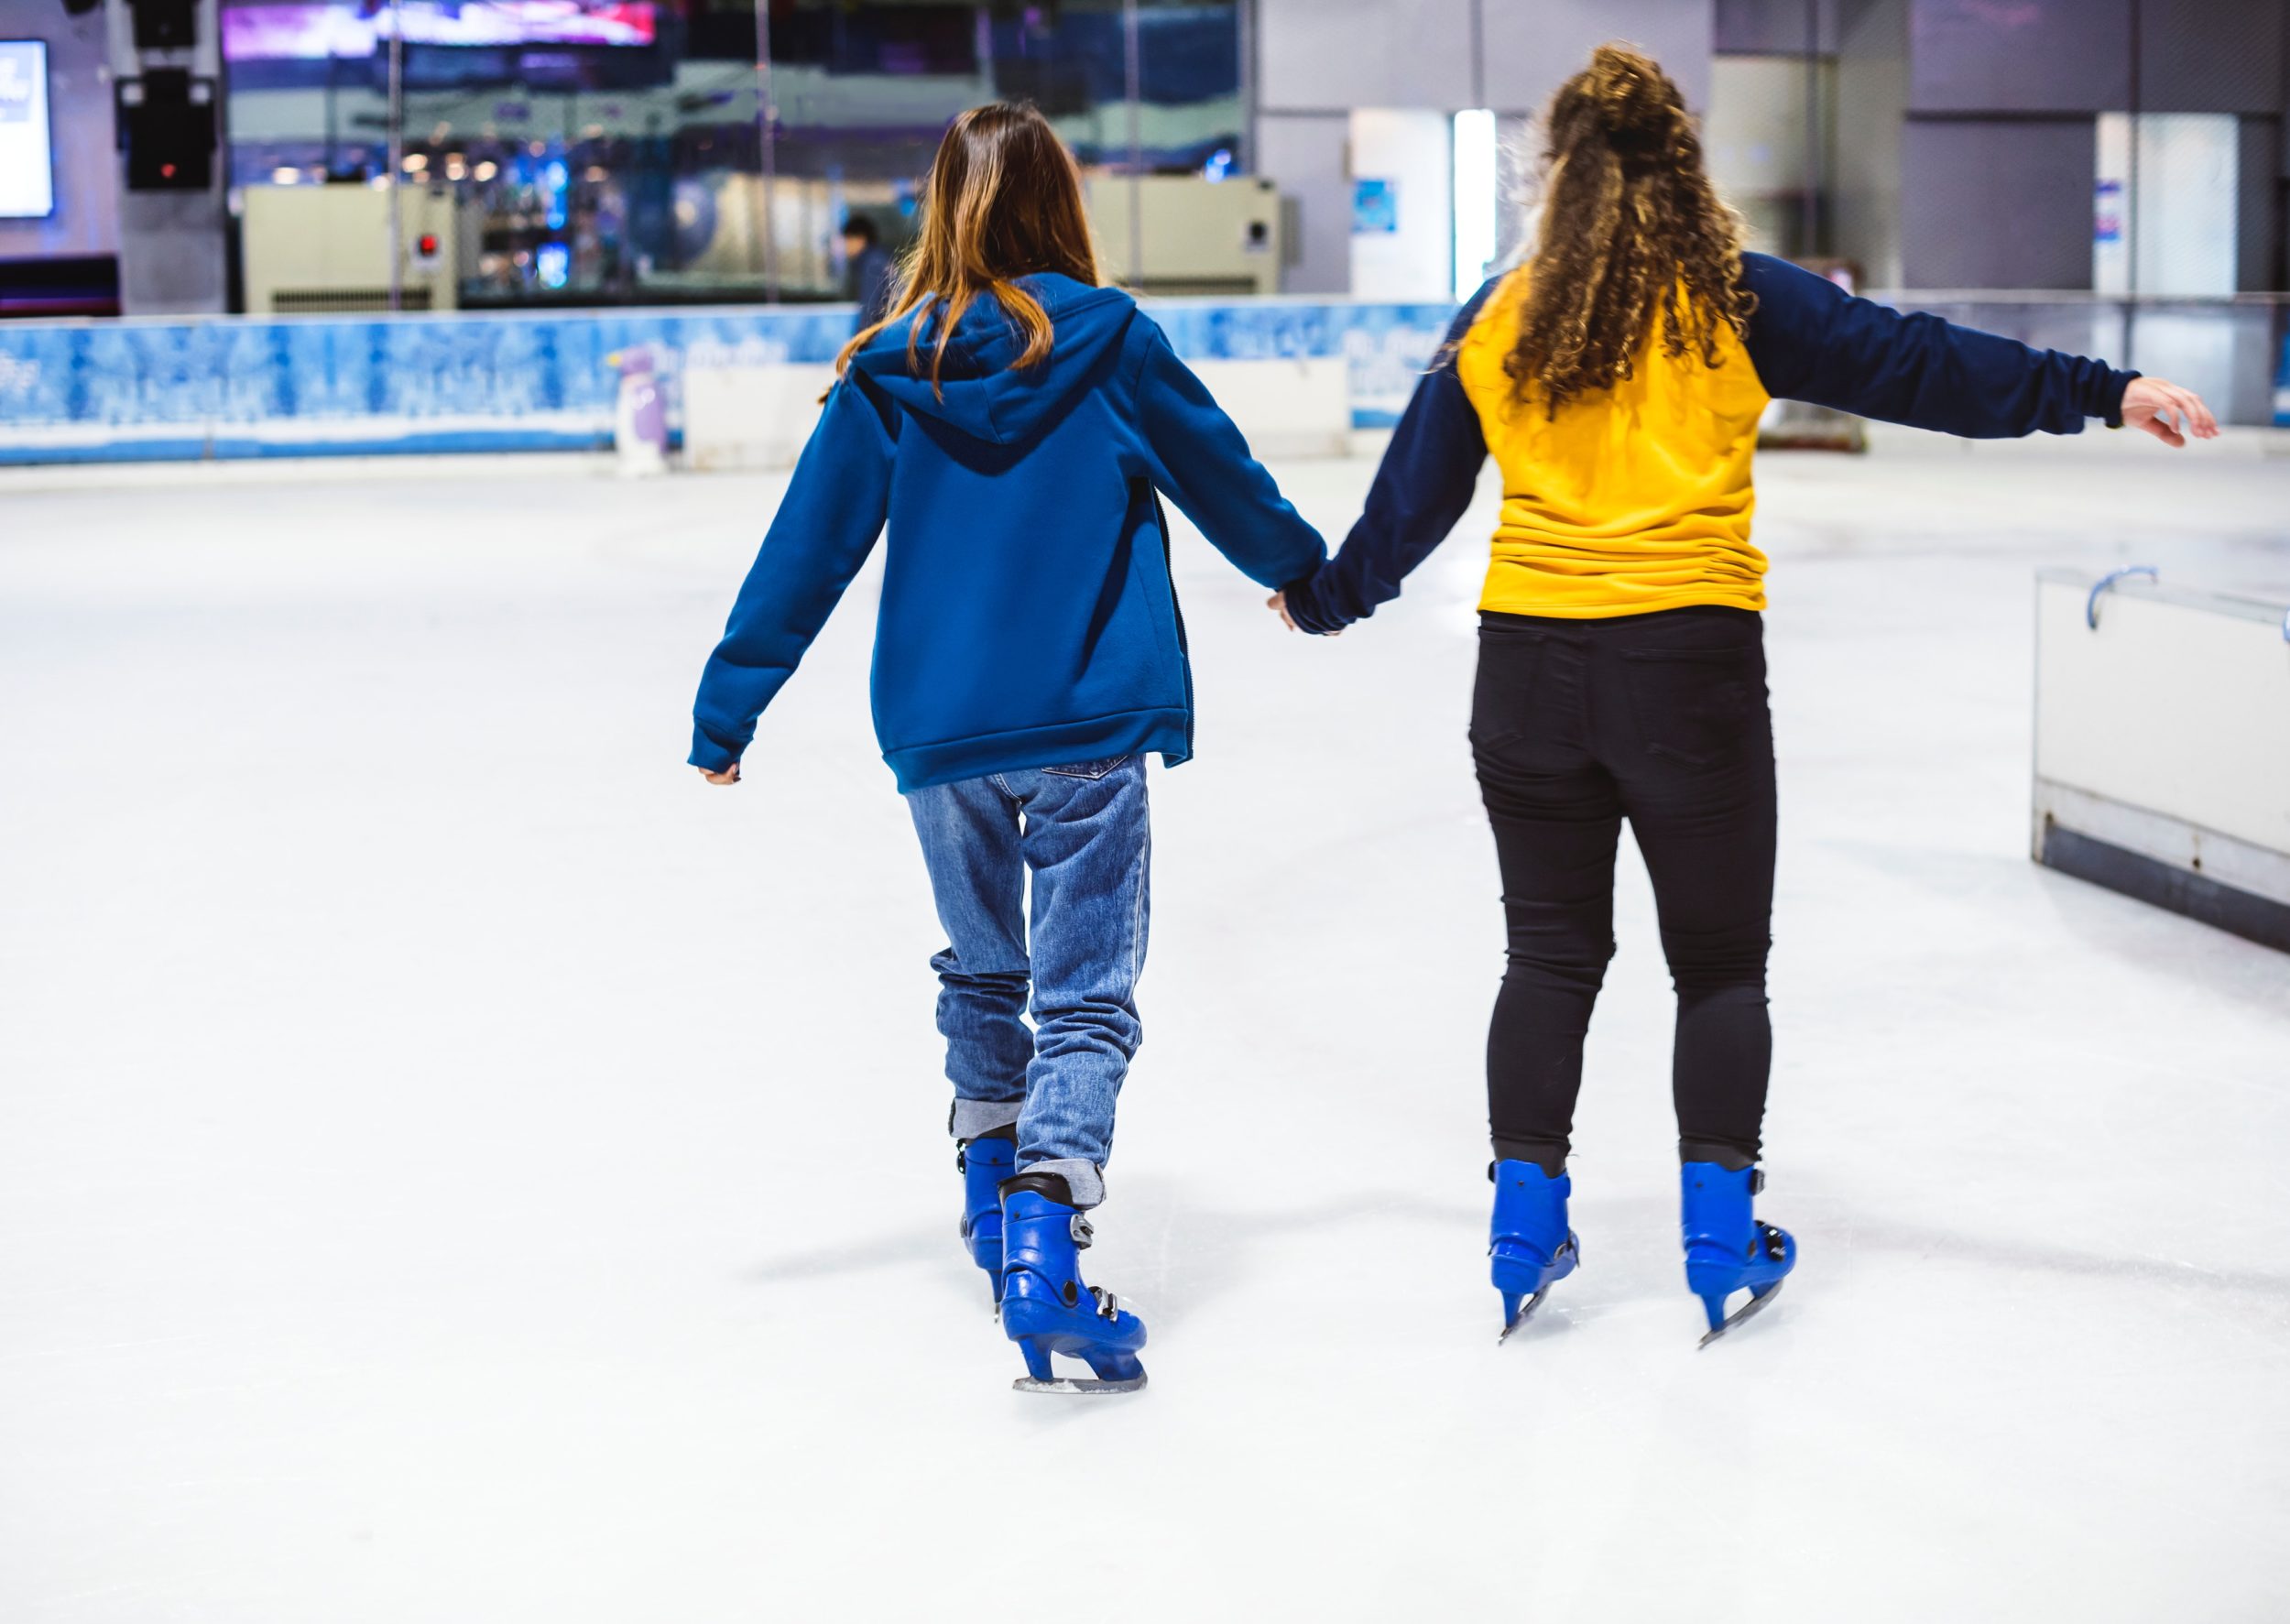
1681,1162,1796,1346
956,1131,1017,1308
998,1181,1148,1395
1489,1160,1580,1342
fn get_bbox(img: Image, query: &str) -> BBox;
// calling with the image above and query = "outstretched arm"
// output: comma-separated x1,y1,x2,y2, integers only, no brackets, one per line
1133,327,1328,590
1740,253,2216,443
690,377,896,779
1276,282,1496,636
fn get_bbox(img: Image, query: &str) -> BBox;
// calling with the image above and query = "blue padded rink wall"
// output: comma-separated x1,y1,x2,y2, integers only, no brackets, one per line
0,299,1459,464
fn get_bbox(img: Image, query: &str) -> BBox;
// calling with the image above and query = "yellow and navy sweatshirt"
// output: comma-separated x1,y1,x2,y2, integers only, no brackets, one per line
1281,253,2137,631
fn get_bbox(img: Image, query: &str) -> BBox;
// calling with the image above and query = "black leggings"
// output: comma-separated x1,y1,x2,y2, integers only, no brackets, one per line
1472,606,1776,1173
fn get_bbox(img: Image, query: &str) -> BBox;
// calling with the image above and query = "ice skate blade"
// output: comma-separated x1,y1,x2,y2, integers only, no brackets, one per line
1012,1372,1148,1396
1696,1281,1783,1349
1497,1286,1552,1345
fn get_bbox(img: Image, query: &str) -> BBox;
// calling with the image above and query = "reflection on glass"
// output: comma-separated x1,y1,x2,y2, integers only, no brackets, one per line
220,0,1244,311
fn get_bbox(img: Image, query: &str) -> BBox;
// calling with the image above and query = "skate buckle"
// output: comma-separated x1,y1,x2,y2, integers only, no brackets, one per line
1069,1215,1094,1248
955,1145,967,1173
1091,1285,1119,1320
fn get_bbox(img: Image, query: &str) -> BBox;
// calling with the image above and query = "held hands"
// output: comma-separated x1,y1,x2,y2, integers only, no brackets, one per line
698,765,741,785
2121,377,2219,447
1266,592,1338,635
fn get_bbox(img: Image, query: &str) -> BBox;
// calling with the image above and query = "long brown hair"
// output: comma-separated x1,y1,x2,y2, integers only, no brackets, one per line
834,102,1100,397
1505,44,1752,415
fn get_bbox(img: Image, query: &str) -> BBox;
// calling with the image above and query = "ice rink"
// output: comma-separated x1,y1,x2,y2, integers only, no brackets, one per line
5,437,2288,1622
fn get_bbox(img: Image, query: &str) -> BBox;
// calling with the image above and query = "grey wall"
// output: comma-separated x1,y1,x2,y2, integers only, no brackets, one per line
0,6,119,263
1834,0,1906,285
1716,0,1837,56
1255,0,1715,291
1478,0,1714,115
1257,113,1351,293
2238,117,2282,291
1898,119,2097,289
1908,0,2131,114
1889,0,2290,291
2138,0,2284,115
1258,0,1480,112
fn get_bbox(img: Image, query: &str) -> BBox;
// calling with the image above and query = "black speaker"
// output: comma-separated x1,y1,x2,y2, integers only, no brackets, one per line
117,71,217,191
129,0,199,50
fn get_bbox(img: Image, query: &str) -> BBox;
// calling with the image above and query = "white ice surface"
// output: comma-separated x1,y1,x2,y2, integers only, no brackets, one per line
3,441,2288,1622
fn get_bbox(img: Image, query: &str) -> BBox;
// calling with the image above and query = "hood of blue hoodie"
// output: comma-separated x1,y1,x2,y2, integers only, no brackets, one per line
849,273,1139,447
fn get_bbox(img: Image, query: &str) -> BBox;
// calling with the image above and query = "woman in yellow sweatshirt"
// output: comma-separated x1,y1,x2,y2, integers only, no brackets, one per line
1275,45,2216,1344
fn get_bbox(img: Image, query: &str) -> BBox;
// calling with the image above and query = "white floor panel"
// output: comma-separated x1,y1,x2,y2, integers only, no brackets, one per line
2,441,2287,1621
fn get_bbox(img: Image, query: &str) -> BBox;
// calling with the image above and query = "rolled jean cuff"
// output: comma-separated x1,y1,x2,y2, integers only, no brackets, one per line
949,1098,1024,1140
1024,1158,1105,1209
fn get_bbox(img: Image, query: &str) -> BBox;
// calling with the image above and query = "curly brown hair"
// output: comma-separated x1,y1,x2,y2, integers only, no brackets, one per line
1505,45,1753,416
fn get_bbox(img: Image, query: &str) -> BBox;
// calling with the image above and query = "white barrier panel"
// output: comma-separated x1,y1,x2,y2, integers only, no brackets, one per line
682,365,838,471
679,355,1354,471
2033,569,2290,950
1185,357,1354,459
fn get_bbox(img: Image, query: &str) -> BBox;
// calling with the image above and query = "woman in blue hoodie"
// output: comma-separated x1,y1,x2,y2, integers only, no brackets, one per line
689,104,1325,1394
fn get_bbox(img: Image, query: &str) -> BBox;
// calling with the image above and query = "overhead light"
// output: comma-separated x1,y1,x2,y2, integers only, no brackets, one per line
270,166,300,185
402,152,427,173
474,159,498,181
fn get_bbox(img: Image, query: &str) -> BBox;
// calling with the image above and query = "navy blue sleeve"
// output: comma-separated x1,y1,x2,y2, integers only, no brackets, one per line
689,377,895,771
1134,326,1328,590
1740,252,2136,438
1280,280,1496,635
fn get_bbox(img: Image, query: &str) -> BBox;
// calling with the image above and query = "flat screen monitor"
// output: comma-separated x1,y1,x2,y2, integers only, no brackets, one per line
0,40,56,220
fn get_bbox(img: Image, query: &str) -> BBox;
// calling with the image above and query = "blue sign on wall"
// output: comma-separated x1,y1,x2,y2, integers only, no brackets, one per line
1352,178,1399,235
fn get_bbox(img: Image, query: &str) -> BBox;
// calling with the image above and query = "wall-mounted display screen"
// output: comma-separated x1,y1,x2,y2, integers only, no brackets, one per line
223,1,655,60
0,40,56,220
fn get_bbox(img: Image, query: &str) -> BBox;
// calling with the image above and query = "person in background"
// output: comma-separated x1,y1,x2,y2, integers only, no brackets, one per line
692,104,1326,1394
1271,43,2217,1347
841,215,896,332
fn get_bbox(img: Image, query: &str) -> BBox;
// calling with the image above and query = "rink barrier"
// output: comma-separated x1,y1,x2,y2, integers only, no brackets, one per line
2033,569,2290,953
0,298,1456,467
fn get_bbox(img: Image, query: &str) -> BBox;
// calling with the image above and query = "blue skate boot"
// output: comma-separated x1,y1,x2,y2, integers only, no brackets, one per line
956,1129,1017,1309
1681,1162,1796,1346
998,1176,1148,1395
1489,1160,1580,1342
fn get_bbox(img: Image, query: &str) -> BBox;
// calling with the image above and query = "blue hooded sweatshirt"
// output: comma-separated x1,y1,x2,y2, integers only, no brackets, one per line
689,274,1327,790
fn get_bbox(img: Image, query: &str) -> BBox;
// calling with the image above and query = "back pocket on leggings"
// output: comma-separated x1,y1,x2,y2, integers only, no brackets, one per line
1620,645,1764,767
1469,625,1548,756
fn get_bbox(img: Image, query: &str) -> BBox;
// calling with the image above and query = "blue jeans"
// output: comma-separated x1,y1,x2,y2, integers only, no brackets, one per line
904,755,1150,1209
